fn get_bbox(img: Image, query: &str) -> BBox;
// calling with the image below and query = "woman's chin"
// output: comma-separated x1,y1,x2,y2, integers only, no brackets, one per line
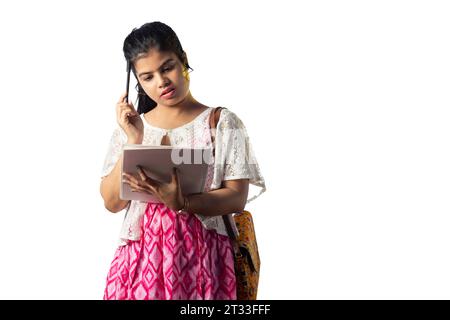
161,94,188,106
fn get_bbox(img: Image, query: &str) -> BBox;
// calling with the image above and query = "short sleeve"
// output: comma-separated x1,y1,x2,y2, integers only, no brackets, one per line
100,127,127,179
214,109,266,203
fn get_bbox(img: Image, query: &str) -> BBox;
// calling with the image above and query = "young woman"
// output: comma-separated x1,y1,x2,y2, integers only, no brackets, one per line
100,21,266,300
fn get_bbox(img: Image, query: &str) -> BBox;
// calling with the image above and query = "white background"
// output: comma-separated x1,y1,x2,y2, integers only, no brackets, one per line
0,0,449,299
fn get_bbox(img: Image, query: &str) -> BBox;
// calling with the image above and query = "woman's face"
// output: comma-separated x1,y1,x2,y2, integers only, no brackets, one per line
134,49,190,106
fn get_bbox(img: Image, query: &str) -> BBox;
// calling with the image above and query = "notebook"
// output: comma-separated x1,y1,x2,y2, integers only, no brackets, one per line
120,144,213,202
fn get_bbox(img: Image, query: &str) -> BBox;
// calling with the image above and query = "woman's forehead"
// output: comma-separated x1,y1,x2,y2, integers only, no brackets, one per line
135,50,177,71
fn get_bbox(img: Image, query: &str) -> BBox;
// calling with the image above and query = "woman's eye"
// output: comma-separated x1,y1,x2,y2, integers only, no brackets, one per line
144,66,173,81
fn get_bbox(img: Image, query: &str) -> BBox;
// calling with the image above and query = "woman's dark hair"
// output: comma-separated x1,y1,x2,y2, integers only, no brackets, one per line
123,21,193,114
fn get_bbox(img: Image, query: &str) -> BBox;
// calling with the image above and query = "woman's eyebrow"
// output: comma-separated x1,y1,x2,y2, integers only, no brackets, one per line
138,58,175,78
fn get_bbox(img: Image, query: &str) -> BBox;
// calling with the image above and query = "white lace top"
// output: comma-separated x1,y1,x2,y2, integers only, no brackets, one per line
100,107,266,246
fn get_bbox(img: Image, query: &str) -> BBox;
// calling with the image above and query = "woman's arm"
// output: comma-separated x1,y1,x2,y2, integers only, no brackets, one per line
100,153,129,213
100,136,142,213
186,179,249,217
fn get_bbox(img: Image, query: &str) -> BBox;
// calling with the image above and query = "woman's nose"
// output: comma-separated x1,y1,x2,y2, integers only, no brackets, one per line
155,73,170,87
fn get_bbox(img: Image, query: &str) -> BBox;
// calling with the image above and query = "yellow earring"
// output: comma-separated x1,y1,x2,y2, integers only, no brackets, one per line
183,69,190,81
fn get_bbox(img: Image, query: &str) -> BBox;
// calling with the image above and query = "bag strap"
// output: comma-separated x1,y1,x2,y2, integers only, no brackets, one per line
208,107,240,242
208,106,225,157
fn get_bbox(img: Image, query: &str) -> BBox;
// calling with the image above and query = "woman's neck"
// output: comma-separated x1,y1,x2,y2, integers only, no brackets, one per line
145,91,208,129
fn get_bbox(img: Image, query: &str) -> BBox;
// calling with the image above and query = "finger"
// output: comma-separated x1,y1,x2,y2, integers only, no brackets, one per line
123,172,140,185
124,178,139,192
125,171,158,195
171,167,178,183
123,178,138,191
172,167,182,187
118,92,128,103
125,178,140,190
119,111,138,123
118,99,135,109
136,165,148,181
131,182,155,195
116,104,137,124
120,105,139,120
118,101,135,110
131,185,144,193
122,172,133,180
127,102,137,116
131,185,145,193
123,178,139,187
119,104,138,116
174,167,183,194
175,167,182,189
136,165,160,187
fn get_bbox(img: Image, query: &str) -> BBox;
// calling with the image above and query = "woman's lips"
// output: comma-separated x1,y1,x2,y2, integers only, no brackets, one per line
161,88,175,98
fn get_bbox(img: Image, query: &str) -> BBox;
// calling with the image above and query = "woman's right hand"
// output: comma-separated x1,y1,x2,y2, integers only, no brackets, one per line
116,92,144,142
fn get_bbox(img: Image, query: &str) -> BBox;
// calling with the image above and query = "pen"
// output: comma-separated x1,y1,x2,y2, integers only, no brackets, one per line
125,60,131,104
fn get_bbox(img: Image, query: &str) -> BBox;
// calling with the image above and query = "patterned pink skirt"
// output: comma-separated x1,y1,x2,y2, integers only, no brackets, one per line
103,202,236,300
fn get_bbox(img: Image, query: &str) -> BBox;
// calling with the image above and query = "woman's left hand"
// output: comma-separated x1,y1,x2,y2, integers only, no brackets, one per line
122,165,184,211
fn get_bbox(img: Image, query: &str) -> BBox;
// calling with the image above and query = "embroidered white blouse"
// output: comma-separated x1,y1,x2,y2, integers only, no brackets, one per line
100,107,266,246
